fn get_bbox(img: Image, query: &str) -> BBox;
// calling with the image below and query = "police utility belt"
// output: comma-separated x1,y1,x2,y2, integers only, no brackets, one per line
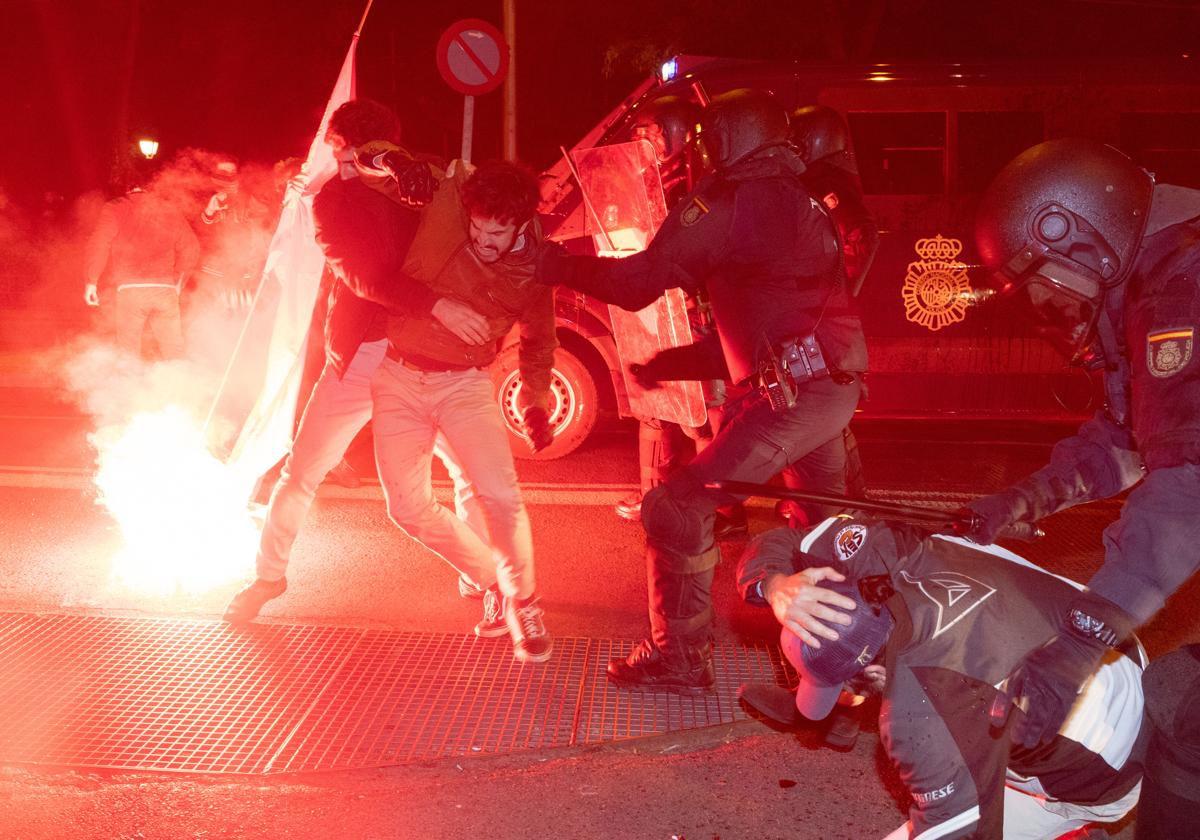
758,333,853,411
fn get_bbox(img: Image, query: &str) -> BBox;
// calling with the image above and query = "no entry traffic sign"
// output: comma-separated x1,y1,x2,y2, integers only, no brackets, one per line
436,18,509,96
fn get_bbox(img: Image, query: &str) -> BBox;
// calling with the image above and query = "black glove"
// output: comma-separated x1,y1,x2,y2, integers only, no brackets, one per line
521,406,554,454
991,591,1136,749
392,157,437,208
628,362,661,391
963,487,1031,545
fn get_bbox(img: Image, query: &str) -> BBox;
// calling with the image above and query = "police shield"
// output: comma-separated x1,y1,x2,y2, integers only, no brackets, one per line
570,141,708,428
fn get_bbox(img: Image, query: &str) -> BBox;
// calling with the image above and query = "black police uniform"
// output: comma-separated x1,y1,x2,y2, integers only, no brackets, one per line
973,214,1200,837
546,145,867,690
738,518,1147,839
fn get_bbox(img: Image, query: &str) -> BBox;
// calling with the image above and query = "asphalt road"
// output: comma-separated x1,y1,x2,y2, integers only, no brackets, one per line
0,389,1180,839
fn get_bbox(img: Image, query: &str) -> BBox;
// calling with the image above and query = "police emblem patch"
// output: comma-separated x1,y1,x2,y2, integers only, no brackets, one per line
680,197,709,227
834,523,867,561
1147,327,1194,378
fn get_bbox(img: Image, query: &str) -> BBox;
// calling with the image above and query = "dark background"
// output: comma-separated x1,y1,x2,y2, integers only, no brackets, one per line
2,0,1199,205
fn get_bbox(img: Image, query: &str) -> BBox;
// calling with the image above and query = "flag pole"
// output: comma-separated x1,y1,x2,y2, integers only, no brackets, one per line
355,0,374,36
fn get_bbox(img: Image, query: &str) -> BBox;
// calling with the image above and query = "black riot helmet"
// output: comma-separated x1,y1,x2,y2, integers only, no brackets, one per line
630,95,701,164
975,138,1154,361
790,105,850,166
698,88,790,172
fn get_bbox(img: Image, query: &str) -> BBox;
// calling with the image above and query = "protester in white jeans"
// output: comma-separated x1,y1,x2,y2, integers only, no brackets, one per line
370,359,534,603
250,341,487,592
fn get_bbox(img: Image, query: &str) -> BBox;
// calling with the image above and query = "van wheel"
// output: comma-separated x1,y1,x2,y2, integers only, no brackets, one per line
491,345,599,460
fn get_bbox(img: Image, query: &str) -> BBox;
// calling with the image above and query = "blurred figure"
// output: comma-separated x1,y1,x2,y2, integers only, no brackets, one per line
196,159,270,312
84,160,199,359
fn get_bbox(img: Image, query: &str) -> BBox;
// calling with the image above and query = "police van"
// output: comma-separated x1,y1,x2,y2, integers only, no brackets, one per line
493,55,1200,458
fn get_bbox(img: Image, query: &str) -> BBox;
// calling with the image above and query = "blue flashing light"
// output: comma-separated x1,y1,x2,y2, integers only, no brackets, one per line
659,57,678,83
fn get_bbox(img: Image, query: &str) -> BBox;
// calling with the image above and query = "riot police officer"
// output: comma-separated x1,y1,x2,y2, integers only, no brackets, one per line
617,95,709,520
776,104,880,531
790,104,879,296
617,94,748,537
539,88,867,693
967,138,1200,839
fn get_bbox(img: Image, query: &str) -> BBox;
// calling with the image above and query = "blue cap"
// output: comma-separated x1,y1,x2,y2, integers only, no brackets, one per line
779,577,894,721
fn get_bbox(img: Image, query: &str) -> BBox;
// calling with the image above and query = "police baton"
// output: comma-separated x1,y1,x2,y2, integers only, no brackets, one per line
705,480,1044,542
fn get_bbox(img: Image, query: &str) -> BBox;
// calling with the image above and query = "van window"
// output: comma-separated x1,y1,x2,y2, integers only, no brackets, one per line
848,112,945,195
1119,113,1200,189
957,112,1044,193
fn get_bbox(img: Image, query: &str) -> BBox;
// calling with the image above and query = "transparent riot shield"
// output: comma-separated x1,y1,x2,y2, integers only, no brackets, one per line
570,141,708,428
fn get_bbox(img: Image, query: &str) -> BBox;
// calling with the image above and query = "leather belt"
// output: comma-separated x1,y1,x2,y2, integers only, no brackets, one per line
385,344,475,372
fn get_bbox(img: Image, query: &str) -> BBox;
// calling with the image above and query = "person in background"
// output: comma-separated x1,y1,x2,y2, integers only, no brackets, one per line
615,94,748,539
84,157,199,359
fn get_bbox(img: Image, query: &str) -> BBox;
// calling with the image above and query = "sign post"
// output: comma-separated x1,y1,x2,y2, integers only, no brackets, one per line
436,18,509,165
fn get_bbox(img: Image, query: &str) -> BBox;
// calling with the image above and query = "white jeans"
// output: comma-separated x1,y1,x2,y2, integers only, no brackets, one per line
370,357,534,600
256,340,389,581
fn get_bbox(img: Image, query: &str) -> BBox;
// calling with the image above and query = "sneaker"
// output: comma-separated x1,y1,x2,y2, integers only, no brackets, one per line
823,703,862,751
323,458,361,489
473,586,508,638
738,682,801,726
506,595,552,663
606,639,715,695
458,574,485,600
615,492,643,521
223,577,287,624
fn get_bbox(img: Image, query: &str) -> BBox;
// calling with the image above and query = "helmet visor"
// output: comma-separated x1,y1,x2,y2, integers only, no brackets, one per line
996,252,1102,361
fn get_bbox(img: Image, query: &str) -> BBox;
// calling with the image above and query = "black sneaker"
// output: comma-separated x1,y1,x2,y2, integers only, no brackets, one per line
223,577,287,624
606,639,715,695
823,704,862,751
738,682,801,726
615,492,642,521
474,586,508,638
506,595,552,663
458,574,485,600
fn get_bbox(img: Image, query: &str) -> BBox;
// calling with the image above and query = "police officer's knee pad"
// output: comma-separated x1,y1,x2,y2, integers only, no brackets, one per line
641,484,710,556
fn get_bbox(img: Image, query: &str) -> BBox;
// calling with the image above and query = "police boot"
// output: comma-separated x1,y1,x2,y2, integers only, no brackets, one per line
1136,644,1200,840
607,548,718,694
606,637,715,695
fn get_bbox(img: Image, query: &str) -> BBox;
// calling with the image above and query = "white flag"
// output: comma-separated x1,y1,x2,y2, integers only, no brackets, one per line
224,36,359,484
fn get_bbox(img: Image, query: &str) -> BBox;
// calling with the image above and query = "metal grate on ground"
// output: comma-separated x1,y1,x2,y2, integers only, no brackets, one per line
0,613,792,775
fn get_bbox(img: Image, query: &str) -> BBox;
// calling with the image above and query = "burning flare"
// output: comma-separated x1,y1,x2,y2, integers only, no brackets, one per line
64,344,264,597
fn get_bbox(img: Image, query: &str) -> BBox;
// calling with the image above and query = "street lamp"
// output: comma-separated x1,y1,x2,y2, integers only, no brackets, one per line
137,138,160,159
